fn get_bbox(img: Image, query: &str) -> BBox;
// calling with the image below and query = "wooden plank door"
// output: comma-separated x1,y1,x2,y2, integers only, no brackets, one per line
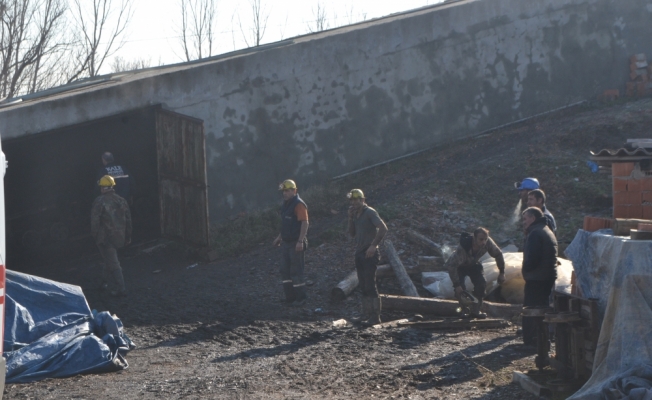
155,109,209,247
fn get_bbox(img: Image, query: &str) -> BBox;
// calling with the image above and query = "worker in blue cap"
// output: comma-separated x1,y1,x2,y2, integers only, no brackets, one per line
515,178,540,211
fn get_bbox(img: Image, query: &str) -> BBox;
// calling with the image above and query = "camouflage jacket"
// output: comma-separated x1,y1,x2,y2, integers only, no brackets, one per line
445,237,504,287
91,190,132,247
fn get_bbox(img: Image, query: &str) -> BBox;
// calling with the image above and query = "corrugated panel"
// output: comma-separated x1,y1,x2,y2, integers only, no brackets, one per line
156,109,209,247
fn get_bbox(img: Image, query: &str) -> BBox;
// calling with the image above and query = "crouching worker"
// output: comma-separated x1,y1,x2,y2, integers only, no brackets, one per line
347,189,387,326
272,179,309,304
445,228,506,318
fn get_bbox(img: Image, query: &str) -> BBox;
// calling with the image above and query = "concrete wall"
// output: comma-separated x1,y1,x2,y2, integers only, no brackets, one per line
1,0,652,221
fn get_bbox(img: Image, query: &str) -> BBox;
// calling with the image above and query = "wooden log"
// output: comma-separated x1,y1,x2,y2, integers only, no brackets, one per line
399,318,510,330
481,301,523,320
380,294,459,316
372,318,410,329
612,218,652,236
331,270,358,301
512,371,552,398
384,240,419,297
406,230,443,256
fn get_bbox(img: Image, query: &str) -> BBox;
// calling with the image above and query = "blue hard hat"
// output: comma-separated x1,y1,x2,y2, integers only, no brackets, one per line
515,177,540,190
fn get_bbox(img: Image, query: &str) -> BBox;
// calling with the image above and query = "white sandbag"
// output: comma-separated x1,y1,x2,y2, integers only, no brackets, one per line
422,250,573,304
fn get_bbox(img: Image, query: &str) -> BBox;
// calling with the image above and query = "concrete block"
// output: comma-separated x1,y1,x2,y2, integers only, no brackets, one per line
612,162,635,177
613,177,629,192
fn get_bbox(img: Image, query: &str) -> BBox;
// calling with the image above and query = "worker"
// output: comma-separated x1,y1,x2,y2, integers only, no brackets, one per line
97,152,134,204
527,189,557,234
272,179,309,304
521,207,558,346
515,177,540,211
445,228,506,319
91,175,132,297
347,189,387,326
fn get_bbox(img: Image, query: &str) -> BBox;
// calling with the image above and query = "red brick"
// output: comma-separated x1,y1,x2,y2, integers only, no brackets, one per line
613,177,629,192
631,53,647,63
614,205,630,218
642,177,652,191
643,206,652,220
643,191,652,203
614,191,641,205
612,162,635,177
626,82,636,97
631,69,649,81
638,223,652,232
628,205,643,219
628,179,642,192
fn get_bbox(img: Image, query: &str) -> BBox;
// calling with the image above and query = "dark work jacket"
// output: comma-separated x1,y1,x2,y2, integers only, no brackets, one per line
280,194,307,242
97,163,134,200
542,206,557,234
522,217,558,281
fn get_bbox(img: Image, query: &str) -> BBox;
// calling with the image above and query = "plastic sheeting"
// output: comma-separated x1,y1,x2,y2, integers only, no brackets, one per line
565,230,652,400
422,248,572,303
3,270,135,383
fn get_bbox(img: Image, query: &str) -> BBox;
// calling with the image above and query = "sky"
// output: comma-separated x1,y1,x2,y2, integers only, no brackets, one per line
110,0,443,72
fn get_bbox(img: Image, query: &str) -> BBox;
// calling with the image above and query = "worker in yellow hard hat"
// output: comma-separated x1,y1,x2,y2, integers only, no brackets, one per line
272,179,309,304
91,175,132,297
347,188,387,325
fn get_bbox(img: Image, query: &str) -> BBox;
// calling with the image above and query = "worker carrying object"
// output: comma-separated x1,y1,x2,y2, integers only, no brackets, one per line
91,175,132,297
347,189,388,326
272,179,309,304
445,228,506,319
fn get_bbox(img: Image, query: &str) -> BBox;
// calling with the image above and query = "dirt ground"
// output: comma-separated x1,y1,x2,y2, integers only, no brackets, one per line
5,98,652,399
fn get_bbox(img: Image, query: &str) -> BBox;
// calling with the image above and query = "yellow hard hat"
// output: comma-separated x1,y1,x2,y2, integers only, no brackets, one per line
98,175,116,187
347,189,365,199
278,179,297,191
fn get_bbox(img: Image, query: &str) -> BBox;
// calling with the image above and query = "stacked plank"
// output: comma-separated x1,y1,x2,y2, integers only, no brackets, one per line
612,162,652,219
626,54,652,98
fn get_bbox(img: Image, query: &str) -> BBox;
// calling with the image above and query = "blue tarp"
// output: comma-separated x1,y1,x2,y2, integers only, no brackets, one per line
565,230,652,400
3,270,135,383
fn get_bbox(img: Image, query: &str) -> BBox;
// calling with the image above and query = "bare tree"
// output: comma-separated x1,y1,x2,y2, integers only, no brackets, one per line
239,0,269,47
307,1,328,33
110,55,150,72
178,0,216,62
68,0,133,81
0,0,68,99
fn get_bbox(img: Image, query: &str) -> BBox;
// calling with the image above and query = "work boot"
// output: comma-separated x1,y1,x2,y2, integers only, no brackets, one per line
282,282,296,303
113,269,127,293
358,297,372,324
370,297,382,325
470,299,487,319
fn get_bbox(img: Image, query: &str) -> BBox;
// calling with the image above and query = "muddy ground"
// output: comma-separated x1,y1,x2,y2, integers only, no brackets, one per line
5,98,652,399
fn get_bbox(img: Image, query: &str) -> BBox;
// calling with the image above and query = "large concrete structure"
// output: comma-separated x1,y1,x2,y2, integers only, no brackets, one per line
1,0,651,231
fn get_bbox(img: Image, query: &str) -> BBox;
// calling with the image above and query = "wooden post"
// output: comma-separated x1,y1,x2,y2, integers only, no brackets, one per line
331,270,358,301
406,230,443,256
380,294,459,316
384,240,419,297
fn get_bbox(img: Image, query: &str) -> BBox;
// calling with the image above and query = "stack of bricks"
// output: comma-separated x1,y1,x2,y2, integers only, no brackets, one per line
612,162,652,219
626,54,652,98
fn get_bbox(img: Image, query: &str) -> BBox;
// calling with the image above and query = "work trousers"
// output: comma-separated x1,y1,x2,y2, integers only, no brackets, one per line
456,262,486,300
97,243,125,291
355,249,380,298
280,241,306,299
522,279,555,345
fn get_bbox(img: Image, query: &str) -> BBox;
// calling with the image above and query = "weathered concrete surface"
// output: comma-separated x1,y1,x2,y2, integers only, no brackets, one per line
1,0,652,221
